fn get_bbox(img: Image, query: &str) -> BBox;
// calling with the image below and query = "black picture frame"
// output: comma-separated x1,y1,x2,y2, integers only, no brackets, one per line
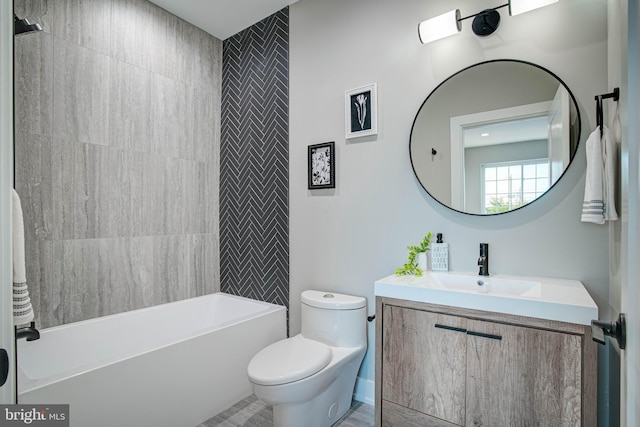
308,142,335,190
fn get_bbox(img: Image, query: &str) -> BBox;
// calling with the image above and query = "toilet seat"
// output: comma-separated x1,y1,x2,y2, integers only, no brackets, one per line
248,335,332,386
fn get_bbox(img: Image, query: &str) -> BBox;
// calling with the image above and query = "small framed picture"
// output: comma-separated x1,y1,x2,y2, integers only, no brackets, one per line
345,83,377,139
308,142,335,190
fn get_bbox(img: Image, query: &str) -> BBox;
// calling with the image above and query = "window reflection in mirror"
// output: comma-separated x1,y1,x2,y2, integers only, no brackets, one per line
410,60,580,216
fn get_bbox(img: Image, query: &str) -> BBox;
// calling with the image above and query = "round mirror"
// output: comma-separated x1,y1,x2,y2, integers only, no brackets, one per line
410,60,581,215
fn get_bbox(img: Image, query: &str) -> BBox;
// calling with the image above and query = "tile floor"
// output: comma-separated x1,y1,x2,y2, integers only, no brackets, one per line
198,395,374,427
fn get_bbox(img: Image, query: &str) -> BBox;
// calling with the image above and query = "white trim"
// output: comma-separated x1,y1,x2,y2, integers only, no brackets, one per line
353,376,374,406
449,101,552,211
0,0,15,403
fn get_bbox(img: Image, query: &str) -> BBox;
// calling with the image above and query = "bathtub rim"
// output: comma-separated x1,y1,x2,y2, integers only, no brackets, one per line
18,292,286,395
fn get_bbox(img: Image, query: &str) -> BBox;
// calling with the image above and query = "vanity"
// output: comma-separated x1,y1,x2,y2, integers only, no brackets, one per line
374,272,598,427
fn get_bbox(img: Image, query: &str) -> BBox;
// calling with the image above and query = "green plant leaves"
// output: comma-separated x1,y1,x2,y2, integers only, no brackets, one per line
395,232,432,276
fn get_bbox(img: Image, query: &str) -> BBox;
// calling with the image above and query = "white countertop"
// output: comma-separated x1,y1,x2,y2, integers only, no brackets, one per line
374,271,598,325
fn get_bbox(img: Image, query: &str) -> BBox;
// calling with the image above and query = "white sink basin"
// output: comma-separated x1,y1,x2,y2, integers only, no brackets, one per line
374,271,598,325
431,272,542,297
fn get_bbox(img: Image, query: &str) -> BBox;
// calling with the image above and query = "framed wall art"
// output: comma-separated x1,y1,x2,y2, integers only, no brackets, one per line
308,142,335,190
345,83,377,139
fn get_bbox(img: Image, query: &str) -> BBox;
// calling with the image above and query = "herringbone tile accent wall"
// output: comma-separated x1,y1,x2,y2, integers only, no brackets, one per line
220,8,289,309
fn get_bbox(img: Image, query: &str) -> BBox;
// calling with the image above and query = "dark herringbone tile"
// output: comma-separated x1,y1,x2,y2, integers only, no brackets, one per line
220,8,289,310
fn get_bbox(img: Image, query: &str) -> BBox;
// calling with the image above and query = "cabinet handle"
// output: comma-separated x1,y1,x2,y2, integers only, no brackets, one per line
434,324,467,334
467,331,502,341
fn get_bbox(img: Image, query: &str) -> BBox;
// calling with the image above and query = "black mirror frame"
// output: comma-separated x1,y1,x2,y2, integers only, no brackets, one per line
409,59,582,216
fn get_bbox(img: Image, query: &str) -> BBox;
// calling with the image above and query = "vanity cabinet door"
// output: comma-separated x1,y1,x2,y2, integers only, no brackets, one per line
382,305,467,426
465,319,582,426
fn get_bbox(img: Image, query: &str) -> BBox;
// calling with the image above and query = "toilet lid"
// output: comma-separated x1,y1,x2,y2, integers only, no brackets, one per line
248,335,332,386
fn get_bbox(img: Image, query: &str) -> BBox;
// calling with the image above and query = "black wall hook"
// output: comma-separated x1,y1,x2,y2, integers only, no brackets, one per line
595,87,620,138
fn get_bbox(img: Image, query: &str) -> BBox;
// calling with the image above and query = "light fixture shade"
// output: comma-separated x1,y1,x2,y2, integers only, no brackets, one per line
418,9,461,44
509,0,559,16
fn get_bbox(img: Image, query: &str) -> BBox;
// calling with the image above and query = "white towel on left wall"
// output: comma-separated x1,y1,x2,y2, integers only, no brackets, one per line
12,189,34,325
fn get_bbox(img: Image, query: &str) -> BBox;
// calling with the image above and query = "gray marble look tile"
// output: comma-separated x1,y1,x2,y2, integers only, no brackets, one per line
14,31,53,138
150,73,193,159
109,60,152,152
110,0,152,71
51,0,112,56
179,22,222,94
205,162,220,236
192,233,220,296
152,156,184,236
193,86,221,163
14,132,53,241
53,37,110,146
55,237,154,325
74,143,138,239
14,0,53,34
23,240,54,328
51,136,76,240
152,235,191,305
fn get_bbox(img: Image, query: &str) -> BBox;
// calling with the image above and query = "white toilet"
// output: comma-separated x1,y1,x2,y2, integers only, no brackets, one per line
247,290,367,427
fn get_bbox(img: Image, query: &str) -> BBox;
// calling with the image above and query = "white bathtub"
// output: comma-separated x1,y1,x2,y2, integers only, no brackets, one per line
17,293,286,427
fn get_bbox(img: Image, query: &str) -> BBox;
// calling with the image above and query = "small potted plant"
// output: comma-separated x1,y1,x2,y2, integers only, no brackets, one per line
395,232,432,276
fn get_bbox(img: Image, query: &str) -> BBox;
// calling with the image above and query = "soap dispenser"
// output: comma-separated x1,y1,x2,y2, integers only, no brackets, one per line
431,233,449,271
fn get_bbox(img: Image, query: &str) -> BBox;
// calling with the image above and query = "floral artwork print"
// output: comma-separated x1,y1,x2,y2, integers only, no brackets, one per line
308,142,335,189
311,147,331,185
346,84,377,138
350,91,372,133
354,94,368,130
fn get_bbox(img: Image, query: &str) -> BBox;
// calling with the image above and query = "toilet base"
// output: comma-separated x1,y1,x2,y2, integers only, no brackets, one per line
271,366,357,427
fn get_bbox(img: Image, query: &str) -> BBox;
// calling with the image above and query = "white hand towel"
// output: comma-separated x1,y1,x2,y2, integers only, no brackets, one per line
602,126,619,221
12,189,34,325
581,127,605,224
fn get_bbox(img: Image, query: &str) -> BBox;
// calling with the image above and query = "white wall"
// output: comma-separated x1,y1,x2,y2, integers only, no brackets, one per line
289,0,609,414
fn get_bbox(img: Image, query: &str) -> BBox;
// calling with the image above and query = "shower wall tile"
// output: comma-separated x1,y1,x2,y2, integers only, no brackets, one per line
50,137,76,240
14,132,53,241
55,237,154,324
51,0,112,56
220,8,289,309
152,235,191,304
193,87,221,164
150,73,193,158
109,60,152,152
14,31,53,138
152,233,220,305
24,240,55,327
53,37,111,146
110,0,153,71
15,0,222,328
14,0,54,34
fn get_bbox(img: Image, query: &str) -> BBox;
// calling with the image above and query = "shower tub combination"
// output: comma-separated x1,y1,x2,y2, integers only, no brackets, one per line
18,293,286,427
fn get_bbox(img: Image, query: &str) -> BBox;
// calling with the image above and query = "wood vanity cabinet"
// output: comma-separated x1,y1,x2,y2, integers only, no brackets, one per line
375,297,597,427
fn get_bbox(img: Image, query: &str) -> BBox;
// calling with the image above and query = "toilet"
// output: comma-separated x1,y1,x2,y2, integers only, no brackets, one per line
247,290,367,427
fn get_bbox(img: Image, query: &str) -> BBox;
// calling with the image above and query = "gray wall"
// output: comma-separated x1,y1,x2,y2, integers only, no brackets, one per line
220,8,289,309
290,0,610,413
14,0,221,328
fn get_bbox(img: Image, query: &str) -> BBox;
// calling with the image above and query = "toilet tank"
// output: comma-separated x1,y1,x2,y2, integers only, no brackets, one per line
301,290,367,348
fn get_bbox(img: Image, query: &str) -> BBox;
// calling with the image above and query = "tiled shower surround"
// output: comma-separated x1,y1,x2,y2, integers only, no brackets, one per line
14,0,222,327
220,9,289,309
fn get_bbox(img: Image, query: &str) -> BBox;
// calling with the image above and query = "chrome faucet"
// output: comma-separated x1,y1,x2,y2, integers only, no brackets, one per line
478,243,489,276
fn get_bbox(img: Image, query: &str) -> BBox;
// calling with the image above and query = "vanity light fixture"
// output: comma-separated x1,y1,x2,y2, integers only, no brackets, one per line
418,0,559,44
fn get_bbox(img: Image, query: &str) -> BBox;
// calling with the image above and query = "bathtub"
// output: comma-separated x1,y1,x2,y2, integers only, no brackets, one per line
17,293,286,427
